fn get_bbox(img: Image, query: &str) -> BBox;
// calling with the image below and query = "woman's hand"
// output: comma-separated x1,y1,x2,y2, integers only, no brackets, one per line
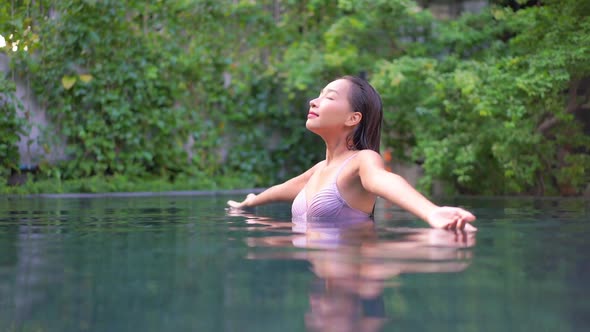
427,206,477,231
227,193,257,210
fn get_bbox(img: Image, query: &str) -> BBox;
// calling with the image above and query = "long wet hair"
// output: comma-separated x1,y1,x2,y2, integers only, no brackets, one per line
341,75,383,153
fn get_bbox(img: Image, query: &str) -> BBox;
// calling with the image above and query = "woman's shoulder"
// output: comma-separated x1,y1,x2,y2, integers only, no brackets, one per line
355,150,385,169
356,149,382,160
306,159,326,174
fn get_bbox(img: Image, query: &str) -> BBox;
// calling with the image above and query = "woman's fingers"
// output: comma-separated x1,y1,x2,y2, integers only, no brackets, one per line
462,210,476,222
444,216,458,230
451,209,476,230
227,200,243,209
441,211,478,231
449,216,477,231
458,215,466,229
227,193,256,209
464,223,477,231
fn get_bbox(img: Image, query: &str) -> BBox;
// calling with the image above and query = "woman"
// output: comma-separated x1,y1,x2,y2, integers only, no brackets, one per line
228,75,476,230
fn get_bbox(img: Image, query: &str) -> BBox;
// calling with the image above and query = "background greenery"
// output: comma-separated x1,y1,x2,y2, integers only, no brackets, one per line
1,0,588,195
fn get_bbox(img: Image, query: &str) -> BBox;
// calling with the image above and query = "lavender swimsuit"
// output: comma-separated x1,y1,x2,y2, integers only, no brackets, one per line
291,154,371,221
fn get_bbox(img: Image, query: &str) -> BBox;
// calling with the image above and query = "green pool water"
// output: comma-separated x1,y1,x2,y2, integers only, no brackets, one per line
0,194,588,332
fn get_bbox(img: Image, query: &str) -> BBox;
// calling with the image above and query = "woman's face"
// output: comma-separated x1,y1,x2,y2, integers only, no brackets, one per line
306,79,355,133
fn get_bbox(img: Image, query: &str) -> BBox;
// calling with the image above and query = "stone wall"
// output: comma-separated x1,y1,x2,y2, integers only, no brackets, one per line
1,53,65,171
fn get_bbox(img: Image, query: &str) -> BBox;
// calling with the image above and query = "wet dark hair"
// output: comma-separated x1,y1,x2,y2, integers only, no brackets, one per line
340,75,383,153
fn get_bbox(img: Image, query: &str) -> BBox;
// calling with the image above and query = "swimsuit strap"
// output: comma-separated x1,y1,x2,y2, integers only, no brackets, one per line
333,153,359,182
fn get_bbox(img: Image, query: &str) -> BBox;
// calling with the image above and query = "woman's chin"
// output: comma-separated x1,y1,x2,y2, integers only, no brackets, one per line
305,120,317,131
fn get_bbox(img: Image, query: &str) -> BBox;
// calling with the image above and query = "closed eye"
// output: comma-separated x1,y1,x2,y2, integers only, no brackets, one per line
318,88,339,100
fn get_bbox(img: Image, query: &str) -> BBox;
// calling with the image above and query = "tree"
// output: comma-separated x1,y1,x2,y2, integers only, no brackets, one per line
2,0,587,195
372,0,590,195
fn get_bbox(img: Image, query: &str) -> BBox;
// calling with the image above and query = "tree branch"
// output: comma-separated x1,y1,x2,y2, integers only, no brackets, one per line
537,116,560,134
537,78,581,135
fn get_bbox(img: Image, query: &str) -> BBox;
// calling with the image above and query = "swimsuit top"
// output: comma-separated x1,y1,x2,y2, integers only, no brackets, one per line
291,153,371,221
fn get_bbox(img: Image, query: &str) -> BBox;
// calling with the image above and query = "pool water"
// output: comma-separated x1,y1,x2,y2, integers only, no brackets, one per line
0,194,588,332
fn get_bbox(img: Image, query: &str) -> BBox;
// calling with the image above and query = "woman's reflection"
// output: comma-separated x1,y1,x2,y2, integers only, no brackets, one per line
229,212,475,332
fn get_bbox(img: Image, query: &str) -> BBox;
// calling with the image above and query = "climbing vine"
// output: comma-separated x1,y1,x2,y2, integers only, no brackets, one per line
1,0,588,195
0,75,24,180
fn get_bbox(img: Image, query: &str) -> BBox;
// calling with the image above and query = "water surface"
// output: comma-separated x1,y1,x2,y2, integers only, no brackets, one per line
0,194,588,332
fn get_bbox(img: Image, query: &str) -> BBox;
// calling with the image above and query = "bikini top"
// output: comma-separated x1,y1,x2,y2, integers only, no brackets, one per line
291,153,371,221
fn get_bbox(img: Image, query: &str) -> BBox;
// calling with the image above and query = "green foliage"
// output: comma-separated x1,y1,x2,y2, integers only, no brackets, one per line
373,0,590,195
0,75,24,179
0,0,39,185
22,0,193,179
1,0,588,195
0,172,251,195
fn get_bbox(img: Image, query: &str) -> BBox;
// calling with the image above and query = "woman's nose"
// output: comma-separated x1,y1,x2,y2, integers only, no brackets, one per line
309,98,318,108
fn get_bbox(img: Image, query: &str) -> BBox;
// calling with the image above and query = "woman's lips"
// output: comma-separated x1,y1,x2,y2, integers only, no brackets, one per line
308,111,319,118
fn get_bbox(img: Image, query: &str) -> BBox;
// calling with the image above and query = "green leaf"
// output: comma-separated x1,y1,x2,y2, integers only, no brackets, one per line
61,75,77,90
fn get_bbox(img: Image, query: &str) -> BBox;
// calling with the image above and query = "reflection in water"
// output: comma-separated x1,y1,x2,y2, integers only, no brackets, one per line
1,197,586,331
13,218,65,328
232,213,476,332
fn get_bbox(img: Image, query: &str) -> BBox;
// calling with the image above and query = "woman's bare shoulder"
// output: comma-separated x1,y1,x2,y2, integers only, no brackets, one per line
310,159,326,171
356,150,386,171
357,149,383,162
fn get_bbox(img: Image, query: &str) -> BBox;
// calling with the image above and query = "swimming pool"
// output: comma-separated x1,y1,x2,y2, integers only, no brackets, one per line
0,194,588,331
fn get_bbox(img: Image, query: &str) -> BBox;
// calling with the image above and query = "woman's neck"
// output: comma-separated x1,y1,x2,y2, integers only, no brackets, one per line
324,137,355,165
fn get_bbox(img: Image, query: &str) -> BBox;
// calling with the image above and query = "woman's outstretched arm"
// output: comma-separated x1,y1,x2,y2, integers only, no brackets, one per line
227,161,323,209
358,150,476,230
